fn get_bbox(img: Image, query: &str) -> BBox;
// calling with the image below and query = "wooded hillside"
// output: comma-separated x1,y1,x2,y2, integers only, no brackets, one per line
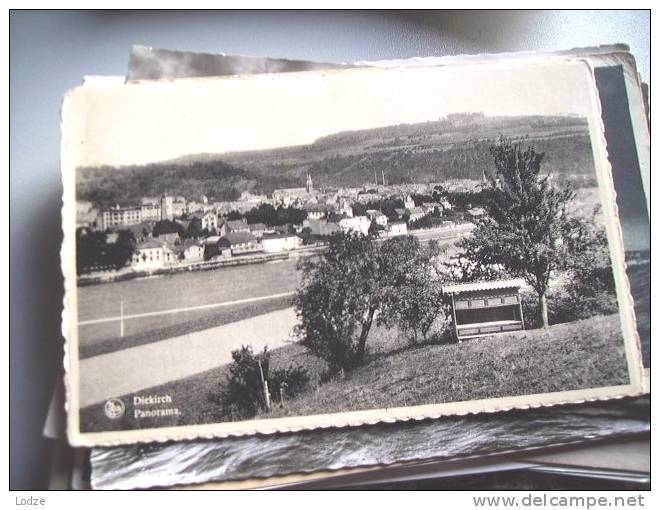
77,114,594,208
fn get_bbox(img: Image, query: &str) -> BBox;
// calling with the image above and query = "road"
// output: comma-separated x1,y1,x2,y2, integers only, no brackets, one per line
79,307,298,407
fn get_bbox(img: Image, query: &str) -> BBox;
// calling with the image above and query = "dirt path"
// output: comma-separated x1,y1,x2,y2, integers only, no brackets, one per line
79,307,298,407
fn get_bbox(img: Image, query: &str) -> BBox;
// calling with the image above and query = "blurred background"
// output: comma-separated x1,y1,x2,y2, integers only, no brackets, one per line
9,10,650,489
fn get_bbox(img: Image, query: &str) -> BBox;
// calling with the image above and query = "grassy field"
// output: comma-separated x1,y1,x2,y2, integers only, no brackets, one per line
266,314,629,418
79,295,293,359
77,258,300,350
79,313,629,432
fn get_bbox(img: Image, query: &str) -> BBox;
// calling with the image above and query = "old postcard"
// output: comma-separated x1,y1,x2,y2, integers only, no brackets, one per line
82,47,649,489
62,59,644,446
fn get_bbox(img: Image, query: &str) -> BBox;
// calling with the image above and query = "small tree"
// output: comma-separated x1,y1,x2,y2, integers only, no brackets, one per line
461,136,576,328
109,230,137,269
368,221,384,237
217,345,270,420
294,231,381,371
378,236,447,343
215,345,310,419
561,212,617,320
76,229,108,274
153,220,184,238
76,228,136,273
186,217,203,238
352,202,367,217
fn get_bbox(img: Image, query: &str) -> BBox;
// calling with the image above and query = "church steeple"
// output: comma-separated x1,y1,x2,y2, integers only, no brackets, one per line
306,172,313,193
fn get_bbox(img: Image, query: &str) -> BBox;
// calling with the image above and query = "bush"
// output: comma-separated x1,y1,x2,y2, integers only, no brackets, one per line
520,292,543,330
269,366,310,405
559,287,618,323
215,345,310,419
430,322,457,345
521,286,617,330
216,345,270,420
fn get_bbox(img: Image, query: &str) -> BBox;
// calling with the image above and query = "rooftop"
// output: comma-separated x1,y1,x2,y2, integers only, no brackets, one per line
202,235,222,244
227,219,248,228
262,233,300,240
441,278,526,294
223,231,258,244
190,211,215,219
137,239,165,250
170,240,203,253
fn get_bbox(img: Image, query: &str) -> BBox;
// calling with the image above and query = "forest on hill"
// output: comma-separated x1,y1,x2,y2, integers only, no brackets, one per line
77,114,595,208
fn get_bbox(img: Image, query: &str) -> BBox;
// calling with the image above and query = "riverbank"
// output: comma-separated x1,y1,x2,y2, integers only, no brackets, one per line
77,225,474,287
77,249,319,287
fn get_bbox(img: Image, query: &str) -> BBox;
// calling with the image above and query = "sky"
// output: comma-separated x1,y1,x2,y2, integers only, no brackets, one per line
63,60,599,169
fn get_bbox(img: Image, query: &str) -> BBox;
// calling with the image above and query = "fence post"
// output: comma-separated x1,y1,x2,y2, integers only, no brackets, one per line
258,360,271,412
119,295,124,338
280,382,287,408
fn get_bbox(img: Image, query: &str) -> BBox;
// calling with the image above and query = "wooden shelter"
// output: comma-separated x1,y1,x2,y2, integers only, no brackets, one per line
442,279,525,341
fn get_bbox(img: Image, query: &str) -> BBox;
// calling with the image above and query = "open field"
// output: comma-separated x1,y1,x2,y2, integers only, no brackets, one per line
266,314,629,418
79,313,629,432
79,294,293,359
77,258,300,349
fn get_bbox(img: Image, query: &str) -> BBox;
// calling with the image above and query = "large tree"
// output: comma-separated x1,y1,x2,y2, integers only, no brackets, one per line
560,211,617,320
378,236,446,344
461,136,576,328
76,228,137,274
294,231,381,371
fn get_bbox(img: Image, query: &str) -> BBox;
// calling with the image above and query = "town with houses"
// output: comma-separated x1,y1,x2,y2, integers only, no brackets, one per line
75,171,484,277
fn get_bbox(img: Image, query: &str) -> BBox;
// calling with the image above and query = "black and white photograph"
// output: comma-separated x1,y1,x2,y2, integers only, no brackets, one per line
61,59,644,445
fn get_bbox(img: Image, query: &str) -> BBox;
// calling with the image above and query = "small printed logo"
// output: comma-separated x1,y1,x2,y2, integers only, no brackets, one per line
104,398,125,420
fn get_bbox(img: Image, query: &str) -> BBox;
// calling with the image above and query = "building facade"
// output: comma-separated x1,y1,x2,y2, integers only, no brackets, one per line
181,242,204,262
339,215,371,236
140,198,161,221
262,233,302,253
219,231,263,256
387,221,408,236
226,218,250,233
366,209,388,227
100,206,142,231
199,211,218,232
407,206,427,223
160,195,174,221
248,222,267,239
131,240,176,270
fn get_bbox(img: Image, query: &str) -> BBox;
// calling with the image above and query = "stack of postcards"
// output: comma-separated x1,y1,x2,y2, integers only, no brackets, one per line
50,45,649,489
